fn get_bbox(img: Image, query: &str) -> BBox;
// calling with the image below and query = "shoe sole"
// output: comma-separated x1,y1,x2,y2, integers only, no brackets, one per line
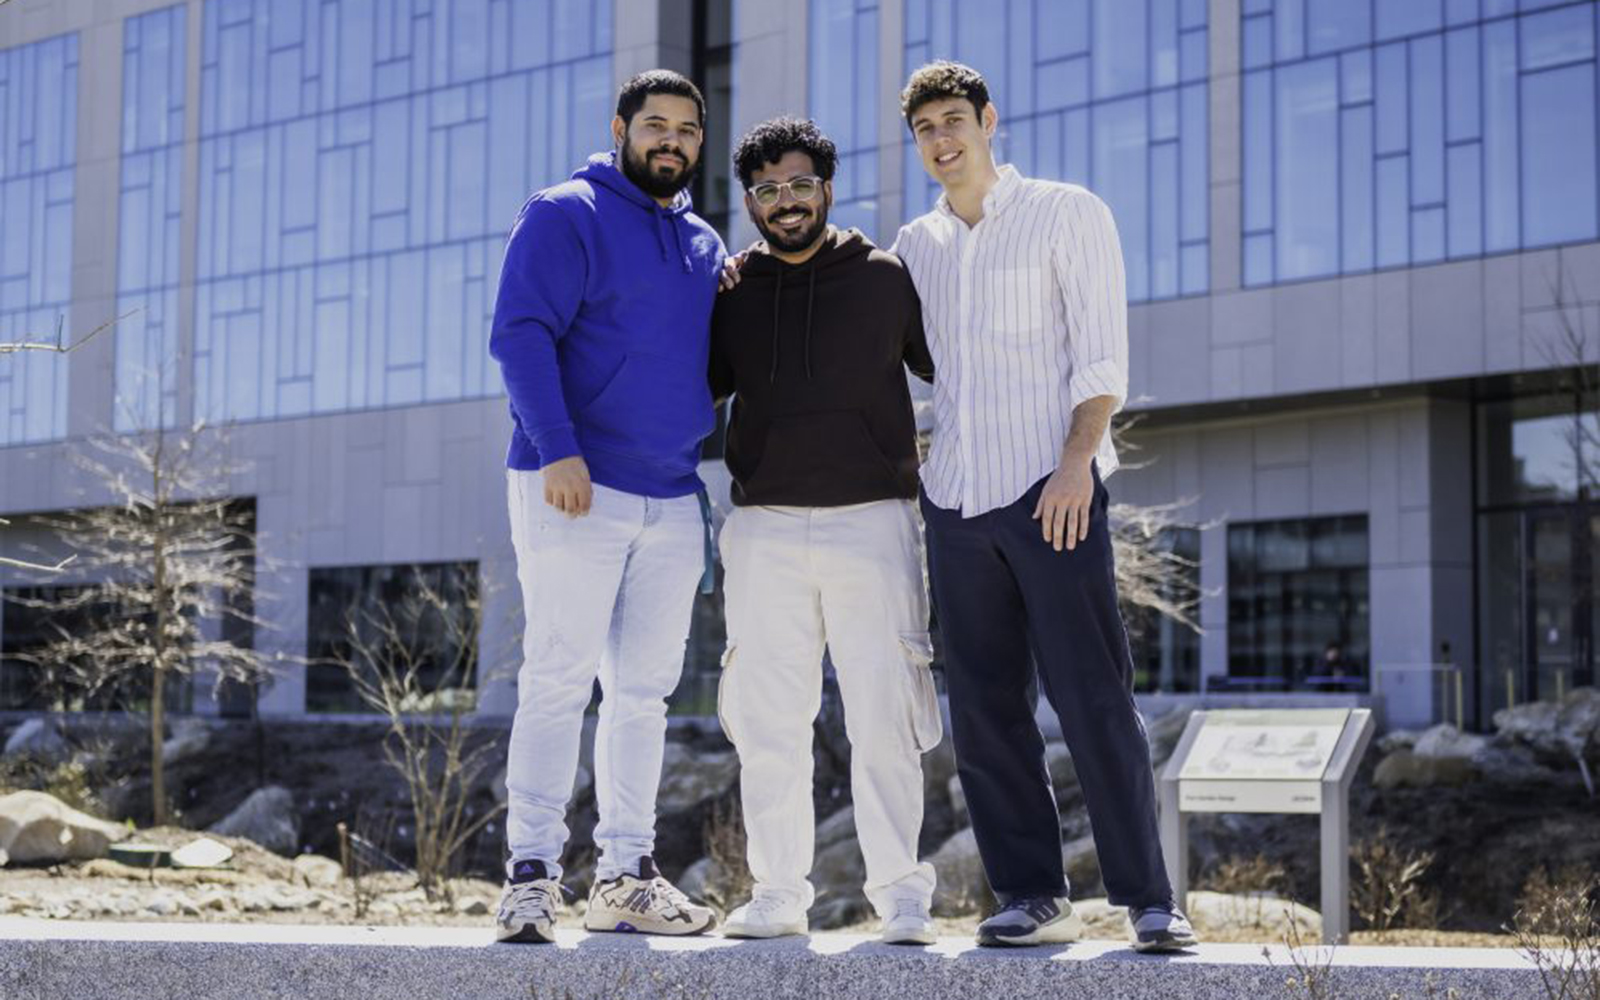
721,923,808,939
496,922,556,944
977,916,1086,947
584,916,717,936
880,931,937,946
1131,933,1199,953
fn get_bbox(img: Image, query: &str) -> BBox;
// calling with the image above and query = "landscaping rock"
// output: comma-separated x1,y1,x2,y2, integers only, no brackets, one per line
1372,748,1475,788
1495,687,1600,763
161,718,213,768
292,853,344,889
655,743,738,814
0,790,129,865
3,719,69,764
815,806,855,852
946,775,967,826
208,786,301,856
929,828,987,916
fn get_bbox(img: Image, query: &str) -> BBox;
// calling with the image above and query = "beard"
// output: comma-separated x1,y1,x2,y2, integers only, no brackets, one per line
754,203,829,253
620,141,698,200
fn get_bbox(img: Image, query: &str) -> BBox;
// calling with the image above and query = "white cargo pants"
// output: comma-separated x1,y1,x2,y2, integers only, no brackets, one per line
717,499,941,917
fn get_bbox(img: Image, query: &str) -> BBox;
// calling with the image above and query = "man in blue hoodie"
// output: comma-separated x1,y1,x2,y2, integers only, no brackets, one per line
489,70,724,944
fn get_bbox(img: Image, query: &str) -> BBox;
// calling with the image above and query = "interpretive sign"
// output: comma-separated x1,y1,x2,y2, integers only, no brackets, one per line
1177,708,1352,813
1159,707,1375,944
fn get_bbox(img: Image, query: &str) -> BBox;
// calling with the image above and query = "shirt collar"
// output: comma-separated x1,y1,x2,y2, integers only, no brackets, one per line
936,163,1023,220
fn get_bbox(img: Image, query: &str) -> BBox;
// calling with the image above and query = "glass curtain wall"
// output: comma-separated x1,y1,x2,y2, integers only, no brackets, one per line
0,33,78,446
191,0,612,423
810,0,881,239
1242,0,1600,285
116,6,187,432
903,0,1209,301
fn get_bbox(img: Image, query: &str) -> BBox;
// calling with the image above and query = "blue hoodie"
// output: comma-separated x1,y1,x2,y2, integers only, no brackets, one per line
489,152,726,498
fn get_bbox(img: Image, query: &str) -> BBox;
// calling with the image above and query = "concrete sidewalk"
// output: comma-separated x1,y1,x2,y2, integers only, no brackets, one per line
0,919,1546,999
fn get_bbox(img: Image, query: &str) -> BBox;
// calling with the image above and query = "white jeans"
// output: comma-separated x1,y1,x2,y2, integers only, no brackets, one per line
718,499,941,917
504,472,703,882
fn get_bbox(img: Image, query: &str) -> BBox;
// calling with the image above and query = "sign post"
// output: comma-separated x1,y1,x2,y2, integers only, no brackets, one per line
1158,708,1375,944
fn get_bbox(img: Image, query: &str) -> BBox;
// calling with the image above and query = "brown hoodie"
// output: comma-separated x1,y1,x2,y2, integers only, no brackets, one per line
709,227,934,508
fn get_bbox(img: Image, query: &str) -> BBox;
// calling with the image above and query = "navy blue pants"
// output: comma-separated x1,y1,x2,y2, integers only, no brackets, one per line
921,469,1173,909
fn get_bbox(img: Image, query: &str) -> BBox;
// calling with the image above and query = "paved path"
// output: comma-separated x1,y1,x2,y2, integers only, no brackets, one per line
0,919,1547,999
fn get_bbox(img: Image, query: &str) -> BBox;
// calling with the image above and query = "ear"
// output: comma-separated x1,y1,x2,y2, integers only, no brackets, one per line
823,179,834,209
611,115,626,148
981,102,999,139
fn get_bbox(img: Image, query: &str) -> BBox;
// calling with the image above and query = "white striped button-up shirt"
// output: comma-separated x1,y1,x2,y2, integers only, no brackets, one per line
894,165,1129,517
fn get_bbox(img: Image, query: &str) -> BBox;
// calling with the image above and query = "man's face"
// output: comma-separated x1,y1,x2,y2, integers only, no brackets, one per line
910,96,997,187
745,150,832,253
614,94,703,200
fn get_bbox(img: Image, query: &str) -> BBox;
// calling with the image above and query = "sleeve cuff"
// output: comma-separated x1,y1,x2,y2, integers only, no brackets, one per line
1068,359,1127,414
532,425,581,465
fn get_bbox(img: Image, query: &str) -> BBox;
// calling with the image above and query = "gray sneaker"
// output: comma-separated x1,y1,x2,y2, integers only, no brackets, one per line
1128,905,1198,952
976,895,1085,947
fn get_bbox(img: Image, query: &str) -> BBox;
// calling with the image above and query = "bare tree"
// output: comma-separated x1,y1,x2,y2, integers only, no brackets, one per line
0,309,136,573
7,419,270,825
1110,417,1206,634
321,570,506,903
1536,266,1600,503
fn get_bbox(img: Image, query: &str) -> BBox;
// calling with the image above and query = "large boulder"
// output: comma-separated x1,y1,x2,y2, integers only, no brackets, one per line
809,837,868,928
0,790,128,865
1411,723,1488,761
3,719,69,764
1145,708,1194,771
1372,748,1474,788
815,806,856,852
1495,688,1600,764
1044,741,1078,791
208,786,301,855
947,774,968,826
656,743,738,814
161,717,213,768
929,828,988,916
1062,834,1102,898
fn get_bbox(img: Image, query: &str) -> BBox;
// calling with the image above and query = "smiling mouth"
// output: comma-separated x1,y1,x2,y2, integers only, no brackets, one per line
935,149,962,166
771,210,808,226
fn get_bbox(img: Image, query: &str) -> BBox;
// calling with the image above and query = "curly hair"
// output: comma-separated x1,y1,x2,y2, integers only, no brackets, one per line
616,69,705,127
732,117,838,189
900,60,991,127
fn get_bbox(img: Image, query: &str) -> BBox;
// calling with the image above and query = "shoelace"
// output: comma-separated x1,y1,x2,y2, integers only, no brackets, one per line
891,899,926,922
998,897,1057,923
744,894,796,920
503,881,558,919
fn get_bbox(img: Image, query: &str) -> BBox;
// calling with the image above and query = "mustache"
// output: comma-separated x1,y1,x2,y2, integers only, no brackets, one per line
647,148,687,165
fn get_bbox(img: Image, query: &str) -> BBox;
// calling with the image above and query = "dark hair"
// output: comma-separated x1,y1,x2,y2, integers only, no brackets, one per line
732,117,838,188
900,60,991,128
616,69,706,127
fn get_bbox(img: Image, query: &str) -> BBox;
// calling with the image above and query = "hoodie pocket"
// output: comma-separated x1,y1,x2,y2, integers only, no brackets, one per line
716,643,741,745
577,353,715,465
897,631,944,752
745,409,902,499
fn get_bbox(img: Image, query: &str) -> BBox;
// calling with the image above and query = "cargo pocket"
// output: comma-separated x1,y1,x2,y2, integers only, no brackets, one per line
716,643,741,745
897,632,943,752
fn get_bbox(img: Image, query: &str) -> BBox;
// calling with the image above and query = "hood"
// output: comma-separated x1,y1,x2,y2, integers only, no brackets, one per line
743,226,876,383
575,151,698,272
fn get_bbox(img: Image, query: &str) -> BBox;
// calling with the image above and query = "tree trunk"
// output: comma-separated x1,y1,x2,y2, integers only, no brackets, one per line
151,666,166,827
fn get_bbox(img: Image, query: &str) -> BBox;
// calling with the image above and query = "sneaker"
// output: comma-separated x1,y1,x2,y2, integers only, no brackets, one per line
722,890,809,939
583,856,716,936
496,859,563,944
976,895,1085,947
878,897,936,945
1128,904,1198,952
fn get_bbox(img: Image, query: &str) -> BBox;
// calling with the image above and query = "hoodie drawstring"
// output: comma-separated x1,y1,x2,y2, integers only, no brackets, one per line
769,269,784,383
768,260,819,383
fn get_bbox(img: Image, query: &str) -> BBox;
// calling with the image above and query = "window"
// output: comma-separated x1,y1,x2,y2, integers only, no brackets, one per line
193,0,613,423
1242,0,1600,285
903,0,1209,301
810,0,880,239
1227,515,1370,691
0,32,78,446
116,6,187,432
0,586,176,712
693,0,735,240
305,562,480,714
1125,526,1201,693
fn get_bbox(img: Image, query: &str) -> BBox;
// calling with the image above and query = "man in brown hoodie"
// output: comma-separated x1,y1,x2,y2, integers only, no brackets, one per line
708,117,939,945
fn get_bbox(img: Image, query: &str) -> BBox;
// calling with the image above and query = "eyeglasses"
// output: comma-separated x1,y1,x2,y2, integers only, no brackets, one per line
748,176,824,207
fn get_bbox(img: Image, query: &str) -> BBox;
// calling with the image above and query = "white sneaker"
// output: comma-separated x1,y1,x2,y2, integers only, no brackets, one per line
584,857,716,936
976,895,1085,947
721,891,809,939
496,860,563,944
879,897,936,945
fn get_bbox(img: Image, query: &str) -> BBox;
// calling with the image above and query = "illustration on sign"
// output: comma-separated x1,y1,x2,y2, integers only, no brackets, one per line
1178,709,1351,782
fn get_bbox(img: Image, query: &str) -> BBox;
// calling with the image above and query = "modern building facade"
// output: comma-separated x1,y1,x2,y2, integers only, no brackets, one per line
1,0,1596,729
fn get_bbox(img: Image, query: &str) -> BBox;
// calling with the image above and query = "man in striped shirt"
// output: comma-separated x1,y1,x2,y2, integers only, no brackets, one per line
894,61,1196,952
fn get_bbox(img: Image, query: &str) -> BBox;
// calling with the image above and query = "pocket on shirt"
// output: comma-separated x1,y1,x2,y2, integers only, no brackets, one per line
745,410,903,499
988,267,1049,340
